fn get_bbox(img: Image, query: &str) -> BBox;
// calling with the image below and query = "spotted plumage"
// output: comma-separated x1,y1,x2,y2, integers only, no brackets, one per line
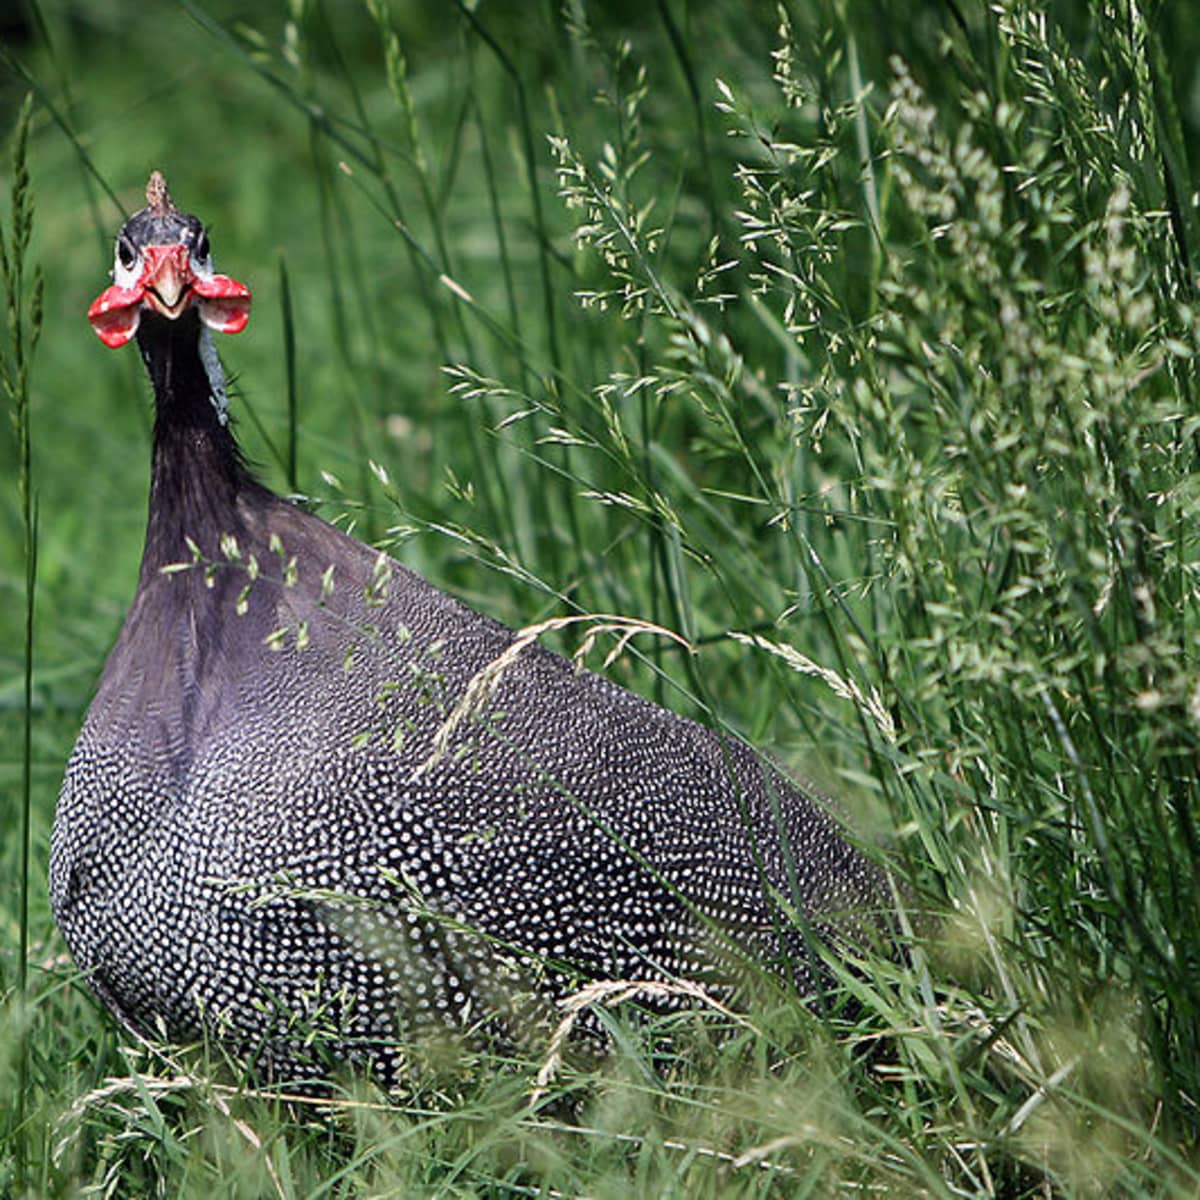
51,174,885,1083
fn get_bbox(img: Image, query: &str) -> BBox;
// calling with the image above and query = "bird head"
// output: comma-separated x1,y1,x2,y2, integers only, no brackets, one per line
88,172,251,348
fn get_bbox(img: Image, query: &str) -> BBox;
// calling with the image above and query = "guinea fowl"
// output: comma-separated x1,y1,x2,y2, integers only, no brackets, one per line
51,173,885,1083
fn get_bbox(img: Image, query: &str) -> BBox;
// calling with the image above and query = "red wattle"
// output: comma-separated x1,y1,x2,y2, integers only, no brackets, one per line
88,285,145,348
195,274,251,334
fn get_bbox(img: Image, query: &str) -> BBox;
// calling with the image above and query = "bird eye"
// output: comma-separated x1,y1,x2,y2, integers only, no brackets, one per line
194,229,210,261
117,237,136,270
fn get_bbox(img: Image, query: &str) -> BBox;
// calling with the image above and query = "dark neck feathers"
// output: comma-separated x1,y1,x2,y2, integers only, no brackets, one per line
137,312,265,580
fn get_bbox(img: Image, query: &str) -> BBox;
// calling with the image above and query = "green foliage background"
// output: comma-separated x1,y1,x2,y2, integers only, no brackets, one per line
2,0,1199,1194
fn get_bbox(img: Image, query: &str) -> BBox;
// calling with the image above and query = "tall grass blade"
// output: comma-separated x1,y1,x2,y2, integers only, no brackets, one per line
452,0,561,377
279,256,298,493
0,92,43,1199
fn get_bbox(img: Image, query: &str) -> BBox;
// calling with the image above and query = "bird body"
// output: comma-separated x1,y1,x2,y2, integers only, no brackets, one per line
51,175,883,1082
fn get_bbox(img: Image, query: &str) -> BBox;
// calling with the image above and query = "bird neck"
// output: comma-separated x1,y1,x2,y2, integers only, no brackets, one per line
138,312,261,578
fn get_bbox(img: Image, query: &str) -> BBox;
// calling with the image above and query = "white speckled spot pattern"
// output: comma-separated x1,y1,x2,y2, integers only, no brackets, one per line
52,186,885,1085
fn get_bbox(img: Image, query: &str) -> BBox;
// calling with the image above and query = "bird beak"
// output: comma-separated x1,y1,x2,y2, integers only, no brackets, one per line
140,244,193,318
88,244,251,348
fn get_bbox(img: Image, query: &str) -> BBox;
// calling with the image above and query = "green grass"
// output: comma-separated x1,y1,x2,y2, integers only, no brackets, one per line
3,0,1200,1194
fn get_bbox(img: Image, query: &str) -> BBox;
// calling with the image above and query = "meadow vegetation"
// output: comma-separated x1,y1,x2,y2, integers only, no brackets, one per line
2,0,1199,1194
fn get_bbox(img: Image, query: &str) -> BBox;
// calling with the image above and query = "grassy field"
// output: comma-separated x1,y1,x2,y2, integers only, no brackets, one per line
3,0,1200,1194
